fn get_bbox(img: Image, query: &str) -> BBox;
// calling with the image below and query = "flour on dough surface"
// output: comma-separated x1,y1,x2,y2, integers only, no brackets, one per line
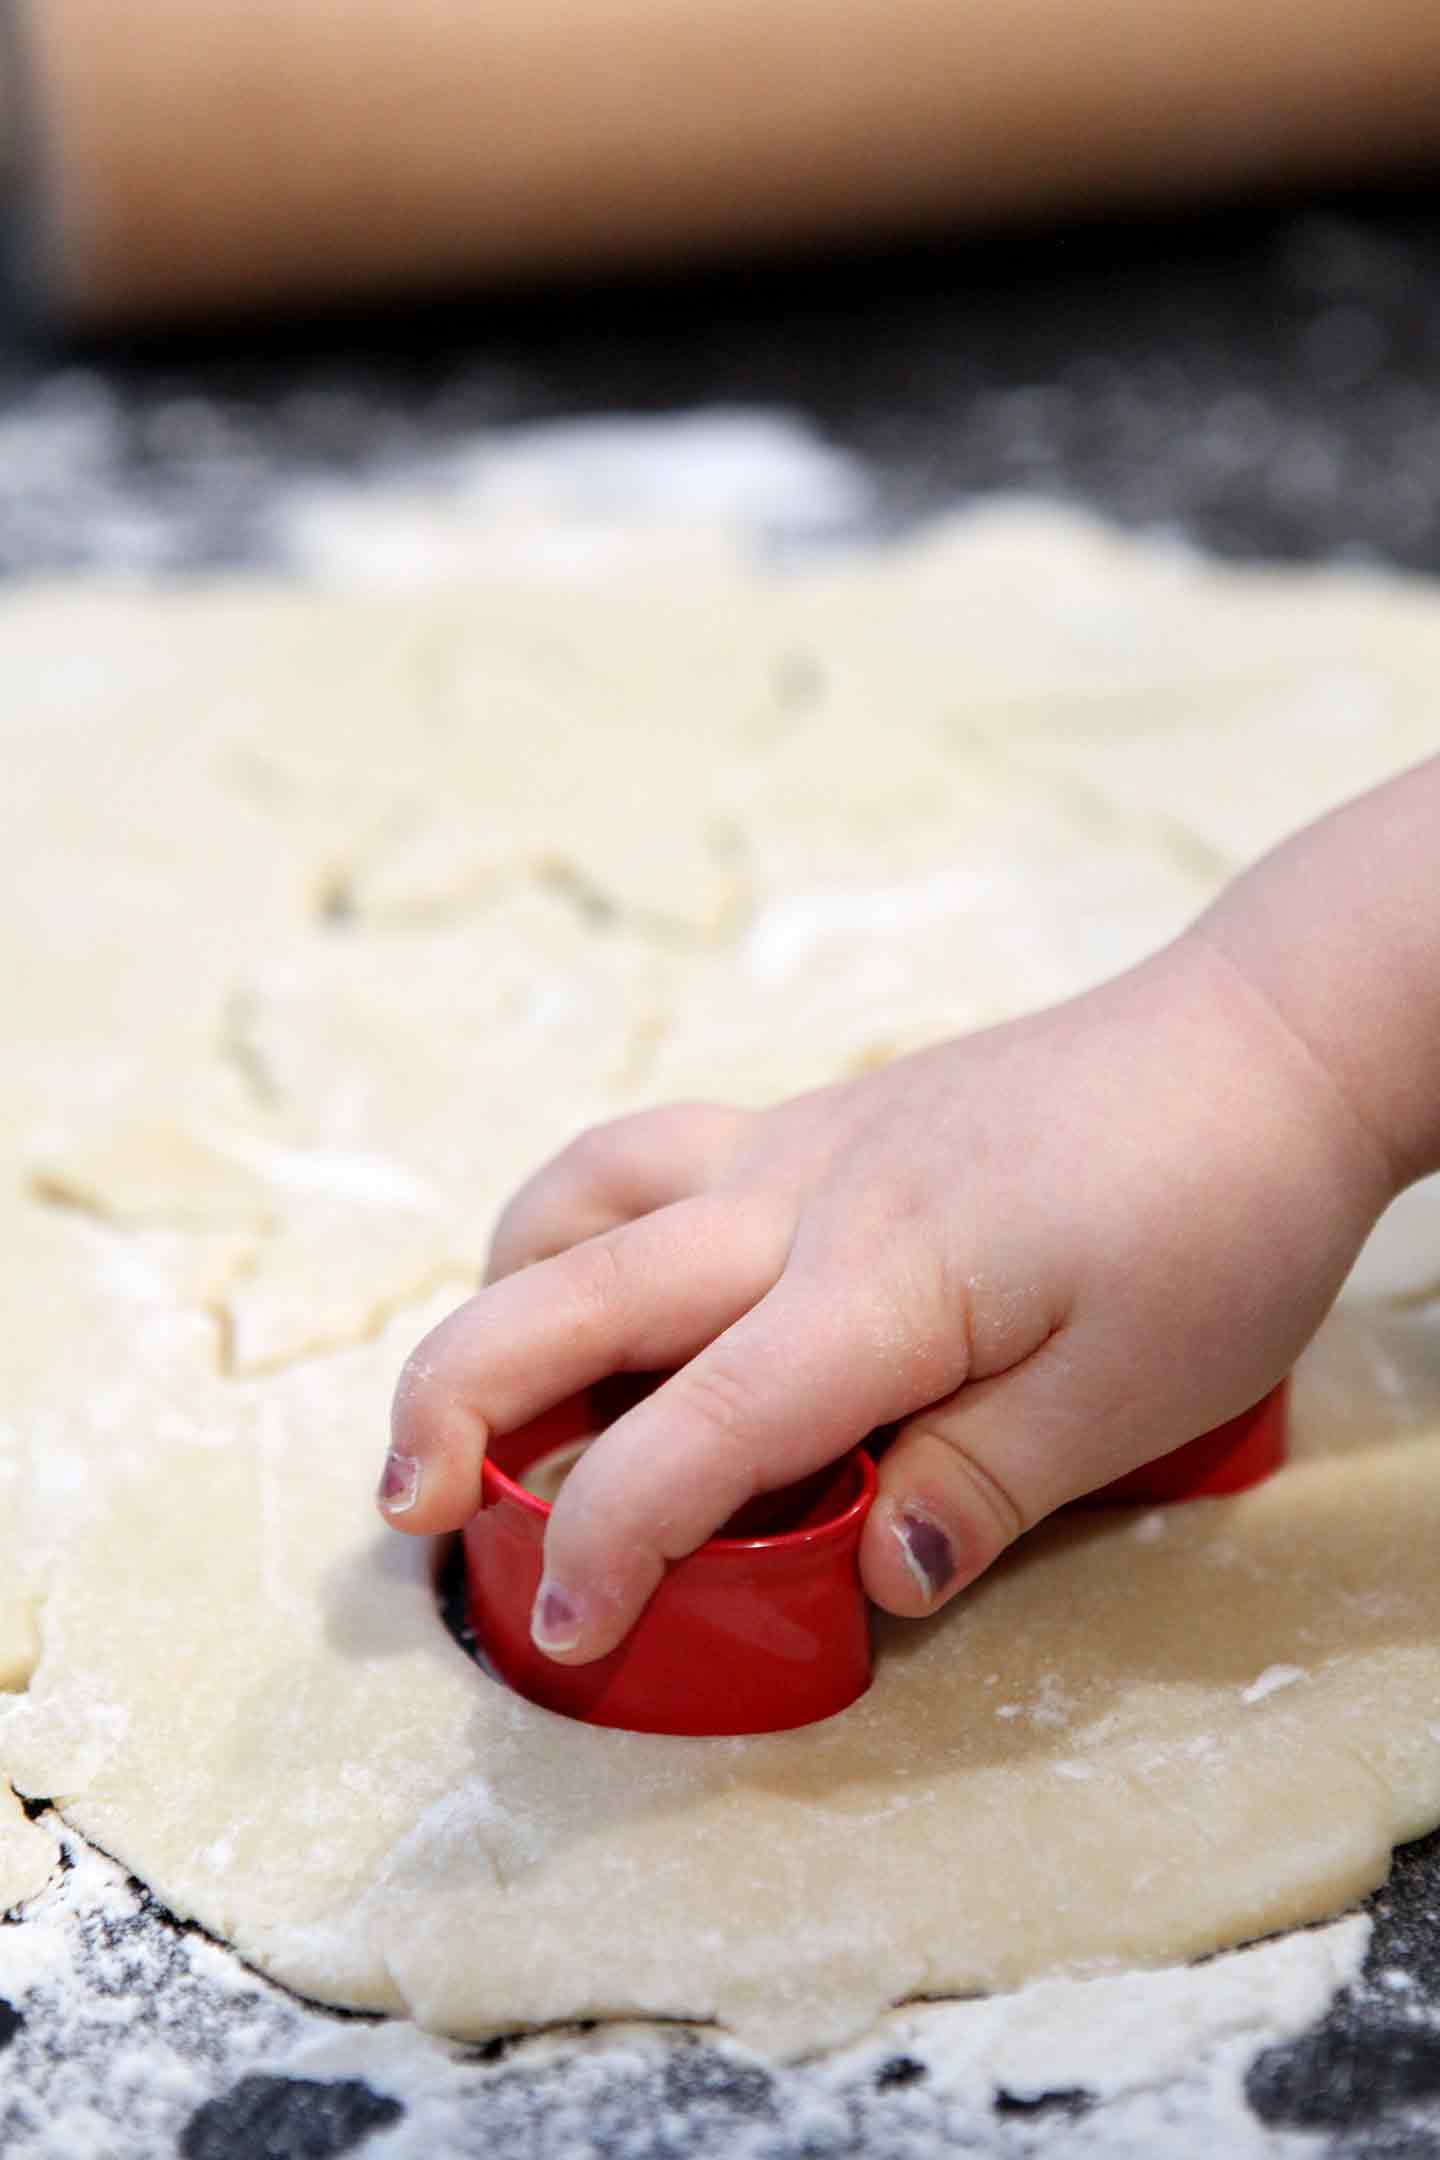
3,507,1440,2057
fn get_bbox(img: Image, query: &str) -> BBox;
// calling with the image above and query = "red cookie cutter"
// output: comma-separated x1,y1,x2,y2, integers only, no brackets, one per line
463,1387,877,1738
462,1375,1288,1737
1072,1379,1289,1506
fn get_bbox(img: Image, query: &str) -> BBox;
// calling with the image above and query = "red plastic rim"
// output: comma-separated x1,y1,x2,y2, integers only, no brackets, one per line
464,1392,878,1735
478,1442,878,1550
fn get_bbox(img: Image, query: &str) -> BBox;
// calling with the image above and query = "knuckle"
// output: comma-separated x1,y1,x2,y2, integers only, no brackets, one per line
667,1100,744,1155
922,1224,978,1348
676,1350,761,1449
795,1227,972,1404
557,1120,625,1186
491,1119,630,1268
891,1241,977,1400
908,1423,1028,1548
562,1231,631,1335
490,1185,543,1259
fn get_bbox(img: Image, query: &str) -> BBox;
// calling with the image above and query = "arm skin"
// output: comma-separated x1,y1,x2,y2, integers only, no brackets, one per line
378,753,1440,1664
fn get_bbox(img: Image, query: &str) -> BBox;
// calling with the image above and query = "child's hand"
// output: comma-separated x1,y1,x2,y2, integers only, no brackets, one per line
381,916,1395,1665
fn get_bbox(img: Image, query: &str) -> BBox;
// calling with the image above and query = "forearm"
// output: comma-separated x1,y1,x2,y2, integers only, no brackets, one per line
1196,752,1440,1197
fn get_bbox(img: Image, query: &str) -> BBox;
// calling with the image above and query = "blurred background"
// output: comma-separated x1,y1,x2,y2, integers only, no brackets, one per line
7,192,1440,583
5,0,1440,580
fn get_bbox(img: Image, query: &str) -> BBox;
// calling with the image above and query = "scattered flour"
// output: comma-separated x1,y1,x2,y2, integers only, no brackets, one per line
277,408,873,585
0,1827,1374,2159
1242,1666,1308,1706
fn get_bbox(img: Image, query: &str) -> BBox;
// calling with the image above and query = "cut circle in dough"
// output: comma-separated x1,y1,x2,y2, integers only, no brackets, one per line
3,507,1440,2057
516,1439,593,1505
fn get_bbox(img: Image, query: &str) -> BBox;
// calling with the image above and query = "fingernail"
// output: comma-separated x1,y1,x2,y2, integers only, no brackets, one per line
377,1449,421,1514
893,1505,956,1605
531,1580,584,1655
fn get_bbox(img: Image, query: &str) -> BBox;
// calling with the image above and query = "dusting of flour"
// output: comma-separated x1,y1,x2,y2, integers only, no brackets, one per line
0,1826,1372,2158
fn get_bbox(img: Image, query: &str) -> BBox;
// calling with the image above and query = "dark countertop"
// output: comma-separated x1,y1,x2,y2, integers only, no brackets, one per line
8,182,1440,578
5,183,1440,2158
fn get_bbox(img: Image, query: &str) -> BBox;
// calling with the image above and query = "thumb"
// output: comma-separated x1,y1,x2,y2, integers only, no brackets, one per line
860,1333,1191,1616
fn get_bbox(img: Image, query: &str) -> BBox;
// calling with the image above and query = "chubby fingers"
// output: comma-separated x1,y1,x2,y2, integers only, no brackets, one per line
485,1103,746,1282
381,1187,791,1534
531,1269,972,1664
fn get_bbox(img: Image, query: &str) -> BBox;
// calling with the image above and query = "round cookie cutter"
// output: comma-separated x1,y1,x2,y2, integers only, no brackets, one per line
463,1375,1288,1736
463,1387,877,1737
1073,1378,1289,1506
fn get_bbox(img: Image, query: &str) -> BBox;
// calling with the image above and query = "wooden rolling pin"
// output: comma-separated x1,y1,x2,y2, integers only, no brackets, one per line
7,0,1440,325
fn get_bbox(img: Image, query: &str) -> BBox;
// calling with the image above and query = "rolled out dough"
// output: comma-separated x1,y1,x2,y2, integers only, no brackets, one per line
518,1440,594,1505
4,506,1440,2056
0,1783,58,1913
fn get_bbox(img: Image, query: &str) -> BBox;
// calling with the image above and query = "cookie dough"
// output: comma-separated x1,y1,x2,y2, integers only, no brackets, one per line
3,509,1440,2056
0,1783,57,1913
